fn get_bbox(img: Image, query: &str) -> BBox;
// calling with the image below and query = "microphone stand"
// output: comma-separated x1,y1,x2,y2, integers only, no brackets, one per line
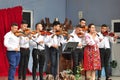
56,35,62,80
57,47,60,80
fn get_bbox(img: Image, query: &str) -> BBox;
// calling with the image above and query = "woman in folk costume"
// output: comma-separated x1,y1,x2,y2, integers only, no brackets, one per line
84,23,102,80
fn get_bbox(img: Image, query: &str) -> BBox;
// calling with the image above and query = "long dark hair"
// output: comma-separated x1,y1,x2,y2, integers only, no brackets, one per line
88,23,94,33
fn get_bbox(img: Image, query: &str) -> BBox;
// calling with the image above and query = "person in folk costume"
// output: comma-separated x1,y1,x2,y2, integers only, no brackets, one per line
84,23,101,80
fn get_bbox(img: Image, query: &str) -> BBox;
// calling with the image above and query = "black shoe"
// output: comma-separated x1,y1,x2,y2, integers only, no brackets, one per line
40,76,43,80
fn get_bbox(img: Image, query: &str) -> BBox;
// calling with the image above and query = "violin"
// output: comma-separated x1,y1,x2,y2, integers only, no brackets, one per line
102,31,120,39
77,32,83,35
30,30,37,35
108,32,119,38
108,32,115,37
23,28,31,35
51,29,65,38
55,30,61,35
39,30,52,35
46,31,52,35
81,26,88,32
102,31,115,37
14,31,24,37
102,31,108,36
61,30,68,37
14,28,38,37
77,31,85,38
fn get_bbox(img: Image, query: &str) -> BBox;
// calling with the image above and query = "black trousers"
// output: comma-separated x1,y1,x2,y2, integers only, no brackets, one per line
43,45,51,73
72,48,83,75
18,48,30,80
32,48,45,80
50,47,61,78
98,48,111,79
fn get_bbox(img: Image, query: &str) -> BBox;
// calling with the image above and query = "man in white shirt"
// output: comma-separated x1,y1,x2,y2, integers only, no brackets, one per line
30,23,45,80
43,29,53,75
68,25,85,75
18,20,30,80
4,23,21,80
79,18,86,27
97,24,117,80
46,21,66,78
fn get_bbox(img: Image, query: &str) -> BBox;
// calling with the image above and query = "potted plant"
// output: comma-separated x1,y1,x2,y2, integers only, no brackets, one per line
75,64,84,80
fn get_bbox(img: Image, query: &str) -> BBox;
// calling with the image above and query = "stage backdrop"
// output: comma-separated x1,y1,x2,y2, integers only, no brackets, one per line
0,6,22,76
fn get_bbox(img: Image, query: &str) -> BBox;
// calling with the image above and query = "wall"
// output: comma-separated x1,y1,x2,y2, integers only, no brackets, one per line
1,0,120,28
111,43,120,76
0,0,66,29
66,0,120,27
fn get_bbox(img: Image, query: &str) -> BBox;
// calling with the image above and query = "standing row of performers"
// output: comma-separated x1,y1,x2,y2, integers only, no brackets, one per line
4,19,118,80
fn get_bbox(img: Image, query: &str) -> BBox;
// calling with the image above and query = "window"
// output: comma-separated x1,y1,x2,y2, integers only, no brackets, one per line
111,20,120,33
23,10,33,28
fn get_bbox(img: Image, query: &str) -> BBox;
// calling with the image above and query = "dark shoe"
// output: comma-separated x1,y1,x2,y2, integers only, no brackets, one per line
106,78,112,80
23,78,27,80
40,76,43,80
18,77,22,80
18,76,22,80
97,78,101,80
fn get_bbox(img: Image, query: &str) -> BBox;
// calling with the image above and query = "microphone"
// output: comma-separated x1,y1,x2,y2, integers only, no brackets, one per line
94,31,99,37
97,33,99,37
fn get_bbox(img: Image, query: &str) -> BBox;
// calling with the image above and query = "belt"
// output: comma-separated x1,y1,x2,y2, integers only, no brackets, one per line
20,47,29,50
33,48,45,52
7,51,20,53
100,48,110,50
76,47,83,49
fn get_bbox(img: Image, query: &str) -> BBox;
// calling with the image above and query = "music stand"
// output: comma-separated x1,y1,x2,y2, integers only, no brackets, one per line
62,42,78,54
62,42,78,70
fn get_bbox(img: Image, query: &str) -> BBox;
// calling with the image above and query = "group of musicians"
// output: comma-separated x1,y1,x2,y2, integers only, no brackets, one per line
4,19,118,80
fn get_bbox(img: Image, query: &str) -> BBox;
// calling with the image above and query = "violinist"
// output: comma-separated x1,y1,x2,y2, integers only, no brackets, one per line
79,18,86,27
45,21,67,78
4,23,21,80
67,25,85,75
97,24,117,80
79,18,88,32
43,25,54,75
43,30,53,75
30,22,45,80
18,20,30,80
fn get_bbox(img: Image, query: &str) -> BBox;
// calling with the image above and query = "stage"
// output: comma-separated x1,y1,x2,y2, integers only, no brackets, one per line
0,75,120,80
